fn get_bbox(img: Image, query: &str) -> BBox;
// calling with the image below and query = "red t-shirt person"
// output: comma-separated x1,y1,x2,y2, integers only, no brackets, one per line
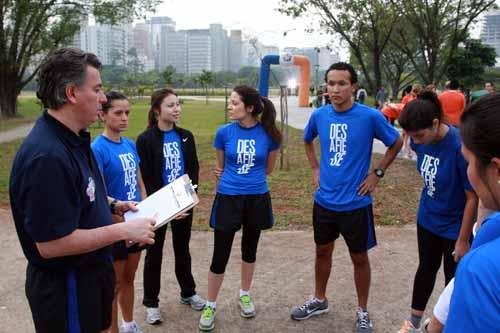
438,90,465,126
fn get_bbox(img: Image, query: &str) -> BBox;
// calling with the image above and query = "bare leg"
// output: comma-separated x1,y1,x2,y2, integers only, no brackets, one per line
349,251,371,309
314,242,334,300
111,260,126,333
207,271,224,302
241,261,255,291
119,252,141,322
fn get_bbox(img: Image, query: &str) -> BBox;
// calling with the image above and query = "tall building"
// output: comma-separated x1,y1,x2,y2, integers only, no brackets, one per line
481,10,500,66
132,23,152,59
149,16,176,70
187,30,212,74
210,24,228,72
229,30,242,72
167,30,188,74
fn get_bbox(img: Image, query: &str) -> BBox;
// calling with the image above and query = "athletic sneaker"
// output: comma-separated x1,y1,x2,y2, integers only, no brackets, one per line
398,319,421,332
120,321,143,333
356,308,373,333
145,307,163,325
239,294,256,318
290,297,329,320
181,293,206,311
421,318,430,333
199,305,216,331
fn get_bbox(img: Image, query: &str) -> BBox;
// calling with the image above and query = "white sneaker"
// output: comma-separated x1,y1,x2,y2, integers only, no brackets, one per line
120,321,144,333
180,293,206,311
145,307,163,325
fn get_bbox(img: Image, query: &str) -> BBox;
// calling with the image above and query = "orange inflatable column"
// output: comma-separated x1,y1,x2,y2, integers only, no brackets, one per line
292,55,311,107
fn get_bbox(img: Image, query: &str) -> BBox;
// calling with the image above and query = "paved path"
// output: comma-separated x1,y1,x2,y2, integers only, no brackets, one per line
0,123,34,143
0,208,443,333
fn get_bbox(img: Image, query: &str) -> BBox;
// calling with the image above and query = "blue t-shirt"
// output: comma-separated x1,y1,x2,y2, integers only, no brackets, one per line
303,102,400,211
444,237,500,333
92,135,141,202
162,129,184,185
410,126,473,240
214,122,279,195
471,212,500,250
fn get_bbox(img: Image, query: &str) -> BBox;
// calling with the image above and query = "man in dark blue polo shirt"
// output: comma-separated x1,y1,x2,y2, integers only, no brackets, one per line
9,48,156,333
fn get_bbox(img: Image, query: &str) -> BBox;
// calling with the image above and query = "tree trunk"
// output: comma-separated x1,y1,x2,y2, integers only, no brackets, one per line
0,80,20,118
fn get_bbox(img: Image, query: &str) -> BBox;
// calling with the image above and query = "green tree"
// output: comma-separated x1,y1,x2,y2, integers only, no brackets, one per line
127,47,144,74
199,70,215,104
447,39,496,89
278,0,398,94
100,65,129,90
0,0,160,118
161,65,176,87
392,0,495,84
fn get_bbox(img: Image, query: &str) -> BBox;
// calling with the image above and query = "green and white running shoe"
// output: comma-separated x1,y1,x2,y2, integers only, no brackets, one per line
199,305,216,331
239,294,256,318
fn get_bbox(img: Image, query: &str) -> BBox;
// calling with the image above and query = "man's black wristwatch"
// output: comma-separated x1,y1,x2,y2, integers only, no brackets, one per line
374,168,385,178
110,199,118,214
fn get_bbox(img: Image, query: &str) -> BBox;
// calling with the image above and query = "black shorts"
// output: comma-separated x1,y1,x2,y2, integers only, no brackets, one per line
209,192,274,232
112,241,143,261
313,202,377,252
26,260,115,333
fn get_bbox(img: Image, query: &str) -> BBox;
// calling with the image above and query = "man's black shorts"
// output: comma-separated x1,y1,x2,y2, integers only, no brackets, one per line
209,192,274,232
313,202,377,252
26,260,115,333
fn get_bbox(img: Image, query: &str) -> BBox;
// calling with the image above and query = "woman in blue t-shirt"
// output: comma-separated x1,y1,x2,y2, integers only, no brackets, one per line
443,93,500,332
91,91,147,333
198,86,281,331
396,90,478,333
136,88,204,325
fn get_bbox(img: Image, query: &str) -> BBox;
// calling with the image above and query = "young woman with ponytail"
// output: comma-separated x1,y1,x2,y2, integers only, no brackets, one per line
136,88,205,325
397,90,478,333
198,85,281,331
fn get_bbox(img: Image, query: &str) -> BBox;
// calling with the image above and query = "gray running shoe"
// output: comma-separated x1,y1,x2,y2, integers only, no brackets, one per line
199,305,216,331
356,308,373,333
291,297,329,321
181,293,206,311
145,307,162,325
239,294,256,318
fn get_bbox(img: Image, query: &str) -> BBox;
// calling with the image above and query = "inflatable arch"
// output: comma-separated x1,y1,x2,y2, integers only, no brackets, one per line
258,54,311,107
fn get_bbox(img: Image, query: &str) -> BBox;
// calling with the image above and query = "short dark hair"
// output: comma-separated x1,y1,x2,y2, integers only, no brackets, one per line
485,81,494,87
449,79,459,90
398,90,443,131
37,48,101,110
103,91,128,113
461,92,500,168
324,62,358,84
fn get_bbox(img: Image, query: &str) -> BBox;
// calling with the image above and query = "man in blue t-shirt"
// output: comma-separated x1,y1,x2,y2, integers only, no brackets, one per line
291,63,402,333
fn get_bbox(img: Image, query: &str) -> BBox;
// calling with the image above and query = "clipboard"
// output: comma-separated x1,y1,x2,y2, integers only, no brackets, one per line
124,174,199,230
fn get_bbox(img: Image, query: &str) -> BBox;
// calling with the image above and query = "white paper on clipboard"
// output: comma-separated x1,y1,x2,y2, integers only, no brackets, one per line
124,174,199,230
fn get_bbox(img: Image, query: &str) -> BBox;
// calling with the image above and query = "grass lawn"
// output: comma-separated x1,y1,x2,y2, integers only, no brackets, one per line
1,98,420,228
0,99,44,132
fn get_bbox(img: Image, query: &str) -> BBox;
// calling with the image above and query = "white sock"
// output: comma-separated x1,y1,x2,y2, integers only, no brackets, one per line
206,300,216,309
313,297,325,302
239,289,249,297
121,320,136,330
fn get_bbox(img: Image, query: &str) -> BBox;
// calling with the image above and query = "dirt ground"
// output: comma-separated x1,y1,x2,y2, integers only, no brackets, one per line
0,208,446,333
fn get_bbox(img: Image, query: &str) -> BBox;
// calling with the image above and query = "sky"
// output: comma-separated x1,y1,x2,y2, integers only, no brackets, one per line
151,0,343,55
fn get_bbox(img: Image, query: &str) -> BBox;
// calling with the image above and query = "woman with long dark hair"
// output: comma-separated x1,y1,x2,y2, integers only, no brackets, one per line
136,88,205,325
198,86,281,331
397,90,478,333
